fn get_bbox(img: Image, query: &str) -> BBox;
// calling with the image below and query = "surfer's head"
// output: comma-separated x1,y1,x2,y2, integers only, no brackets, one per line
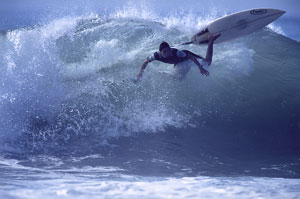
159,41,171,58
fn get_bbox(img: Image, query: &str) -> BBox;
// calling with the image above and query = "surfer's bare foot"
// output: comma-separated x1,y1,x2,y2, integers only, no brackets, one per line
208,33,221,42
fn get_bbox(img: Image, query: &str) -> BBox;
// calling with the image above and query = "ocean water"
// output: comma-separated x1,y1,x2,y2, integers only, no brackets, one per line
0,2,300,199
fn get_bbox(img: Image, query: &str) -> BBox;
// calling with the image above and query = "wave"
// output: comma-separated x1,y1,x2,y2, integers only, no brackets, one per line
0,10,299,154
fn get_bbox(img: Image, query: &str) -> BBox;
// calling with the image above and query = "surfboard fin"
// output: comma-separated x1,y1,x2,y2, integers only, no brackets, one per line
180,41,193,46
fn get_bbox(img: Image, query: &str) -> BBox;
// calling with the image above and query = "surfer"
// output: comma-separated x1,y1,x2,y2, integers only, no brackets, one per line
135,34,220,82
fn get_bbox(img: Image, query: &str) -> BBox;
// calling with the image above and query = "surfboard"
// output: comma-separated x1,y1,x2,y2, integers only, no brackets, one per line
190,8,286,45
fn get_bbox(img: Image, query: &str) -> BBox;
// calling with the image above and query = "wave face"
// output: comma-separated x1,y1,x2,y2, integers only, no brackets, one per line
0,9,299,163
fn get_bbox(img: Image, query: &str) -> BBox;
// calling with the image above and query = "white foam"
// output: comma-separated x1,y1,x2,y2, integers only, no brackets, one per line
1,175,299,199
267,23,286,36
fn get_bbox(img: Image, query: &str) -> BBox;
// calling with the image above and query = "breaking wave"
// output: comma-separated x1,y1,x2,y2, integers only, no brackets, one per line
0,7,299,155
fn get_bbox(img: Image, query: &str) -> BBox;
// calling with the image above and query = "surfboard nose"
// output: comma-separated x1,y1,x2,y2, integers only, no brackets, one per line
271,9,286,16
277,9,286,16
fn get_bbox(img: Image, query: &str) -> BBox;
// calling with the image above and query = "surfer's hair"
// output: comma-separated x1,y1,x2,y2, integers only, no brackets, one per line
159,41,170,51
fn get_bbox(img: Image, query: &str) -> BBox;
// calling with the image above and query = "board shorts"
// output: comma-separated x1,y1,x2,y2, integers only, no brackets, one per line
174,58,209,80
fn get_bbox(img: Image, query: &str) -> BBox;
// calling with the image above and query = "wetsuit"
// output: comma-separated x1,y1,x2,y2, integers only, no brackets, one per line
147,48,204,66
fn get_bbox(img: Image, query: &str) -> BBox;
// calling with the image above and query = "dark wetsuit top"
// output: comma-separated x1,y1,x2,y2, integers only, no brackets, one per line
147,48,203,65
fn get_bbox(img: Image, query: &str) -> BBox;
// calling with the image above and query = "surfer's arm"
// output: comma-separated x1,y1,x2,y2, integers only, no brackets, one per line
136,54,156,82
137,59,149,80
187,54,209,76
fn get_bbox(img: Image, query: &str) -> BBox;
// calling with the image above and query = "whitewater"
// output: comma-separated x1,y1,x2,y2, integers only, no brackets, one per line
0,2,300,199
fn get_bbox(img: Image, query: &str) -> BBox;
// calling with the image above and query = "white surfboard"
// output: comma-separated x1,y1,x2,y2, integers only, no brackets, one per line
191,8,285,45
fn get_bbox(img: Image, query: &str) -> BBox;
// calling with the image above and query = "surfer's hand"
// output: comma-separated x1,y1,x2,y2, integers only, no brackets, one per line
200,68,209,76
133,74,142,83
137,73,143,80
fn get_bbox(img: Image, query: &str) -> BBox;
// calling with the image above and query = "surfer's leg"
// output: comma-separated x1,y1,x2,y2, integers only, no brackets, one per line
205,34,221,66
